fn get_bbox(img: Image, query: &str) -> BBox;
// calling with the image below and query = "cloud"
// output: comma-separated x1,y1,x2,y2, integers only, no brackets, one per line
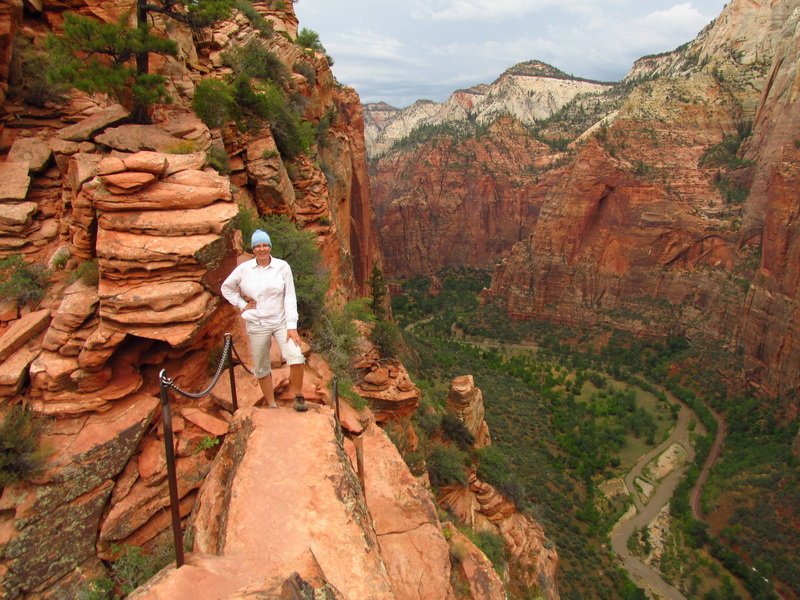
296,0,728,107
411,0,567,21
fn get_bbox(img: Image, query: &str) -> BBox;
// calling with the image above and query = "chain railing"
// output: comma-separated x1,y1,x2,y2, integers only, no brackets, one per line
158,332,239,568
158,333,348,568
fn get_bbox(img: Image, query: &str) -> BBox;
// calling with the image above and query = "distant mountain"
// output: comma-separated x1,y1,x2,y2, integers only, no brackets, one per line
363,60,615,159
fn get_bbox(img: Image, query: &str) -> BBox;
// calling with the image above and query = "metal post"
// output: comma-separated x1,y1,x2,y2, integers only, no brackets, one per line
333,376,340,433
354,435,365,492
159,369,185,568
225,333,238,412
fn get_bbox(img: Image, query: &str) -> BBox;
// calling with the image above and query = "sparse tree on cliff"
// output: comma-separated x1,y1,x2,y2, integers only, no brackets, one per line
369,264,388,320
48,0,234,123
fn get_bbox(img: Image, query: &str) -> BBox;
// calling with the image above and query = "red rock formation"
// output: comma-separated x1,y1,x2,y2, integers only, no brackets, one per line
0,2,383,597
440,473,560,600
372,117,565,277
446,374,491,448
485,0,800,400
145,407,402,599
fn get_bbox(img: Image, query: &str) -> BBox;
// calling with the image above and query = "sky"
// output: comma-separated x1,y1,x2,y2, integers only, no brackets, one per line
293,0,729,108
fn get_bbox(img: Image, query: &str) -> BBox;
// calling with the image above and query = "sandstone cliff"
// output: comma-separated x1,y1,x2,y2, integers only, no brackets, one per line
0,1,386,597
485,0,800,399
441,375,560,600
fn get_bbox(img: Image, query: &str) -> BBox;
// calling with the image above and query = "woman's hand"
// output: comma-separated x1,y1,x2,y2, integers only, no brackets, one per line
286,329,301,346
241,298,256,312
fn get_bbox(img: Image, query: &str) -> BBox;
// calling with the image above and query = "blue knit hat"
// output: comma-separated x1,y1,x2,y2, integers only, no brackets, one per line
251,229,272,248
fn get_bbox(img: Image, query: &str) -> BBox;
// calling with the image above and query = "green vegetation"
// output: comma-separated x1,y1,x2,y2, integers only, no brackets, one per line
222,39,288,85
233,0,274,37
295,27,333,65
207,145,231,174
0,405,44,487
193,40,316,158
389,267,793,599
0,255,50,307
69,259,100,286
80,543,174,599
46,11,177,120
9,35,69,107
194,435,220,453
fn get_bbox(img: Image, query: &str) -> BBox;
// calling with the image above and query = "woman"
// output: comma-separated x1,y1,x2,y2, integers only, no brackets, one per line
221,229,307,412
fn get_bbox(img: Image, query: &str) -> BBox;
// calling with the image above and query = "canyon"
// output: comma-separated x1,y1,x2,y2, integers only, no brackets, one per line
368,0,800,402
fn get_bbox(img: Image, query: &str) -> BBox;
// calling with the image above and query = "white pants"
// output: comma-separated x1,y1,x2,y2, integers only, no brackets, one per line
245,322,305,378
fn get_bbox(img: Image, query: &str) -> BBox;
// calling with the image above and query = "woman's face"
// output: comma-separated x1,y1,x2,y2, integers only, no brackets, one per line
253,243,272,260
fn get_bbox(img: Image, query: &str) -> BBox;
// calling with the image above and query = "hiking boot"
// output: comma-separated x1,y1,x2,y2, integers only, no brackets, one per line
293,394,308,412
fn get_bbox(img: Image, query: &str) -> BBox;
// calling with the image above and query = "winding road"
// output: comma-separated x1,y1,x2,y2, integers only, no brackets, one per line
610,397,696,600
610,394,728,599
690,407,726,520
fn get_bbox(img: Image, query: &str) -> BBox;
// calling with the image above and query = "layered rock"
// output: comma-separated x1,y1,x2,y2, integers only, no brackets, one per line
485,0,800,399
352,329,421,422
142,407,401,599
446,374,491,448
440,473,560,600
0,393,158,597
356,419,455,599
373,117,564,277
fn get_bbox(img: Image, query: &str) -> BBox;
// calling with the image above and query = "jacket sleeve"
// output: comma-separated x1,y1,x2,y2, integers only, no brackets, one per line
221,264,247,311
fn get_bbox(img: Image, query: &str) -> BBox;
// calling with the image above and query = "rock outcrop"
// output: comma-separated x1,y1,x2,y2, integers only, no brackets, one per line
485,0,800,399
372,116,565,277
441,473,560,600
132,405,457,600
446,374,491,448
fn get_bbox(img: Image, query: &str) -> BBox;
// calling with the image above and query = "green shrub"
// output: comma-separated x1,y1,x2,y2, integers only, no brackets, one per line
51,248,70,270
343,297,375,323
78,577,115,600
195,435,220,452
0,255,49,307
70,259,99,286
193,79,235,128
231,77,313,158
468,530,507,570
311,307,360,377
426,441,468,487
293,61,316,86
370,319,403,358
110,544,172,596
207,145,231,174
165,140,197,154
11,36,69,107
233,0,274,37
296,28,325,53
441,412,475,450
222,39,287,84
0,405,44,487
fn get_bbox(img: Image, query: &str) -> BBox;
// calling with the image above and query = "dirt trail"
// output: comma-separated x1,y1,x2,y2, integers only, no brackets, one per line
690,407,725,520
610,396,697,600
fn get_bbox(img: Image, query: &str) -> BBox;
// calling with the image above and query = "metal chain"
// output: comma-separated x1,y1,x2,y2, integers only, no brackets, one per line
164,336,234,399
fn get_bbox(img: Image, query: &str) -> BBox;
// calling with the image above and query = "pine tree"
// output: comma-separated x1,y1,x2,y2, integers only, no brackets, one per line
369,264,388,320
48,0,234,123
